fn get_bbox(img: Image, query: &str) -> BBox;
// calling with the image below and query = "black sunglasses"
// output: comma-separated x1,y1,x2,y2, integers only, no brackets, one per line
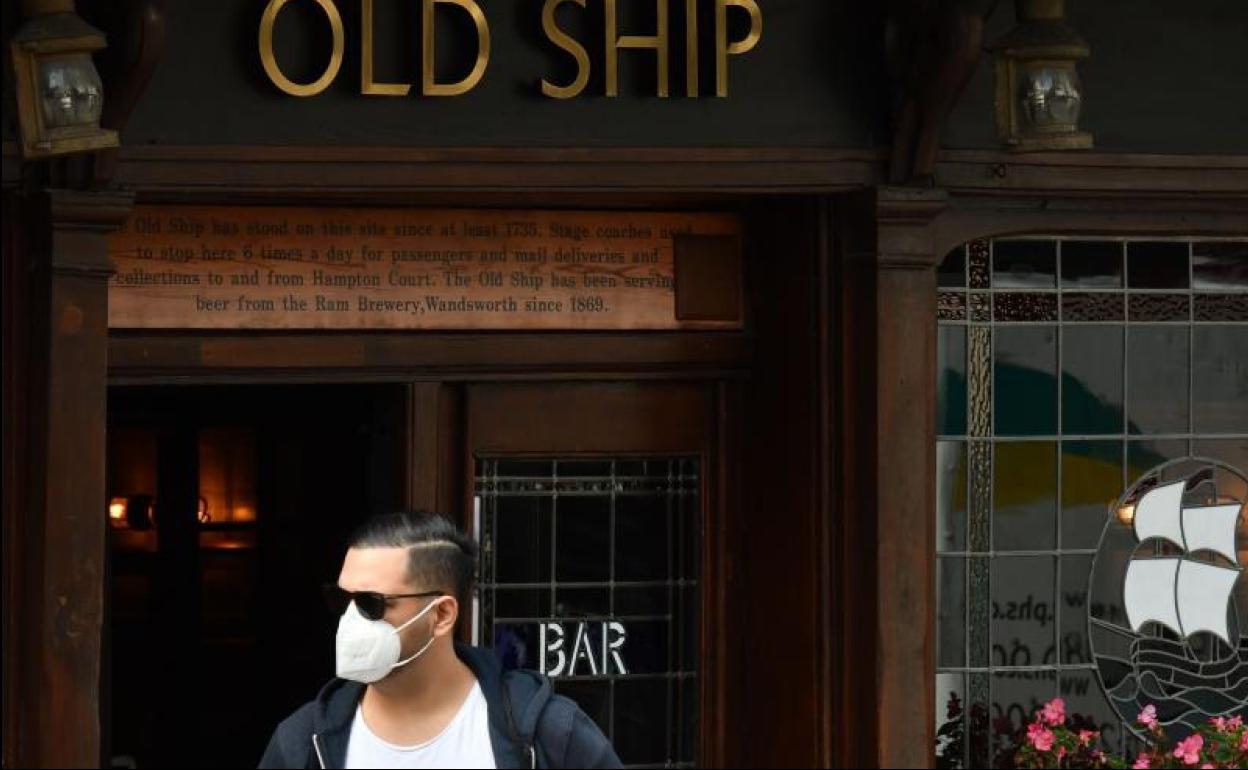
322,584,443,621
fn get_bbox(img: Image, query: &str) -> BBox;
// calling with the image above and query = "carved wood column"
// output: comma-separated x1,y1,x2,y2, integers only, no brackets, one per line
838,187,946,769
17,189,132,768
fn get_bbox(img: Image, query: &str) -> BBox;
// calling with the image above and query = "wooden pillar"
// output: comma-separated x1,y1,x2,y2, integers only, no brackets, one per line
15,189,132,768
404,382,463,518
837,187,946,769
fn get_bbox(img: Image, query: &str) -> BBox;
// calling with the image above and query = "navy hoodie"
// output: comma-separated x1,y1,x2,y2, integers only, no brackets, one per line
258,643,622,769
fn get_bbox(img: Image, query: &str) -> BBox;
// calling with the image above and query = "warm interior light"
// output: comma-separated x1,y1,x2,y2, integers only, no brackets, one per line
200,428,257,524
108,497,127,523
1116,503,1135,526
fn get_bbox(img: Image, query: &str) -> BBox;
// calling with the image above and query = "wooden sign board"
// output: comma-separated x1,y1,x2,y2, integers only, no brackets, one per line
108,206,742,331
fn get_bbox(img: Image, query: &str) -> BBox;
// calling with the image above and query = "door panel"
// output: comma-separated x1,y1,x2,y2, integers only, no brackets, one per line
467,382,710,454
466,383,716,769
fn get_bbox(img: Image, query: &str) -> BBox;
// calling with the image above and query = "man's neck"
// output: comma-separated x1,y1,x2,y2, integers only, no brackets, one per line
360,641,478,746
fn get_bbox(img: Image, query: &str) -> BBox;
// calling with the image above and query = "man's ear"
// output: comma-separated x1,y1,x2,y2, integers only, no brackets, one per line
432,596,459,637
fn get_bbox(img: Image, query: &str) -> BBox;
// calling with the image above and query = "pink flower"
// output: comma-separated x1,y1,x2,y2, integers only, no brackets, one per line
1138,704,1159,729
1079,729,1096,746
1229,715,1244,730
1173,734,1204,765
1041,697,1067,726
1212,716,1227,730
1028,722,1055,752
1200,765,1213,769
1133,755,1151,769
1241,731,1248,751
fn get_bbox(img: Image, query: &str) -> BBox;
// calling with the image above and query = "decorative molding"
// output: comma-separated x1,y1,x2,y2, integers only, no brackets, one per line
39,189,134,277
4,141,1248,198
871,186,949,270
45,188,134,230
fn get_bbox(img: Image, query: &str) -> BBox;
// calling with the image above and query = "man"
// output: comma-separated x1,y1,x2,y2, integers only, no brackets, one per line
260,511,621,769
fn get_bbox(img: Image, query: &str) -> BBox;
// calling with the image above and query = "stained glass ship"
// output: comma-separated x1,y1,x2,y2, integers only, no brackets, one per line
1095,478,1248,730
1124,479,1242,646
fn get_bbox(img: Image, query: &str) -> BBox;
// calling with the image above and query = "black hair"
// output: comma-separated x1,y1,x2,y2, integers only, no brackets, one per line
347,510,478,609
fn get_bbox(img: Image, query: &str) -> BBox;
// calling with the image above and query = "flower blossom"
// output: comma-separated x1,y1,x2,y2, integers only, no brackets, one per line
1172,734,1203,766
1027,722,1055,752
1041,698,1066,726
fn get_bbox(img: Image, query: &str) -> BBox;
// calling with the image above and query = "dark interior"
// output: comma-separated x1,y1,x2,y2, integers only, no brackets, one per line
104,385,405,769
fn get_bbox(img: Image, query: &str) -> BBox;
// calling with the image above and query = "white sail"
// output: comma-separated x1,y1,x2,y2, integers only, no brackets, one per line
1124,558,1183,636
1181,503,1244,564
1176,560,1241,645
1133,480,1188,548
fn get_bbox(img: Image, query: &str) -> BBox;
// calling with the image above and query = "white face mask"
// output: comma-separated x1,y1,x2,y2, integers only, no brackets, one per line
335,597,441,684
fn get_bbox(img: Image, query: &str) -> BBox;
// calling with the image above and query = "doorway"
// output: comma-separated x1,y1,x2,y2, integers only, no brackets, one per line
103,379,728,768
105,384,405,768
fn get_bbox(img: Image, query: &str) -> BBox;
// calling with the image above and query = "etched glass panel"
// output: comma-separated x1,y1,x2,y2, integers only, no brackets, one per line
1062,326,1124,435
939,326,968,436
1128,293,1189,322
995,327,1058,436
1061,441,1123,550
1127,241,1189,289
1192,241,1248,290
935,236,1248,762
938,557,967,668
1063,293,1124,322
994,239,1057,289
940,246,968,288
1194,294,1248,322
477,457,699,767
937,441,969,552
1061,241,1123,289
1192,325,1248,433
994,442,1057,551
1127,326,1189,434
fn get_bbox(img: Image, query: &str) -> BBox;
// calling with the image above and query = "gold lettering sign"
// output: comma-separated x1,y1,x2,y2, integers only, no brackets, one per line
108,207,742,331
258,0,760,98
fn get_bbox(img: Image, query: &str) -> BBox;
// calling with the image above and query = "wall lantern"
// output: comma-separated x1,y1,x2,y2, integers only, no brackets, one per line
9,0,119,159
991,0,1092,151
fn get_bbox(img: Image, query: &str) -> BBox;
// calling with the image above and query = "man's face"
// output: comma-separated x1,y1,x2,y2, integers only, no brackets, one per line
337,546,440,657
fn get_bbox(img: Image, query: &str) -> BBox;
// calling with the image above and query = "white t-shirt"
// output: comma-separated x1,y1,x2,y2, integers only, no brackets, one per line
344,683,497,769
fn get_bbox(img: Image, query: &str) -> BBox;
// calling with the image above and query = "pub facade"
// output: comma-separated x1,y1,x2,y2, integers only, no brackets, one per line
2,0,1246,767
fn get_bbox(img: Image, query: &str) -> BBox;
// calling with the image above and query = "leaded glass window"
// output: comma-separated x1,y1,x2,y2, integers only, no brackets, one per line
475,458,701,769
935,238,1248,767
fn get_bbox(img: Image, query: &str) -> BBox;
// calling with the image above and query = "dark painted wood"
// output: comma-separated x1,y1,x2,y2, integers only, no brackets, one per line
6,142,1248,201
12,189,133,769
1,190,30,770
93,0,167,186
404,382,465,521
107,332,752,383
9,142,1248,199
674,234,744,323
737,199,824,767
887,1,987,184
838,187,945,769
708,381,744,769
813,196,838,769
935,194,1248,257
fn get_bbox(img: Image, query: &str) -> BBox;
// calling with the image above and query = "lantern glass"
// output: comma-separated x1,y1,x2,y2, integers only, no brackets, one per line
1017,62,1083,132
37,53,104,129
